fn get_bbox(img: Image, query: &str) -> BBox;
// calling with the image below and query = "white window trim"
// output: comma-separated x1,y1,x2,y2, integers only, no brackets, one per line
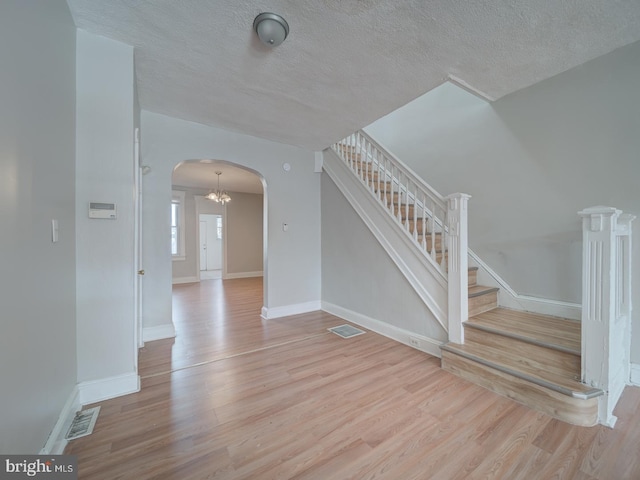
172,190,186,261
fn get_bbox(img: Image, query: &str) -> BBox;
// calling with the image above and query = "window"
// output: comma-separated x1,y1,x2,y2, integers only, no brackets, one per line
171,191,186,260
216,216,222,240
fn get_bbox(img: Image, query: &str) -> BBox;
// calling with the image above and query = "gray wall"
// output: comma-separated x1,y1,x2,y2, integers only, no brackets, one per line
142,111,321,329
171,188,263,279
75,30,137,385
366,41,640,363
321,174,447,341
0,0,77,453
226,192,263,275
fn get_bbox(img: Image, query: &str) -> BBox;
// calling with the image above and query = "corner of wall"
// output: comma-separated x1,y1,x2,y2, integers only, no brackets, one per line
631,363,640,386
39,387,81,455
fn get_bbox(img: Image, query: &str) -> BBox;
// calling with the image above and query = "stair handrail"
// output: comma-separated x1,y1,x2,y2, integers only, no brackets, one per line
331,130,470,344
332,130,449,275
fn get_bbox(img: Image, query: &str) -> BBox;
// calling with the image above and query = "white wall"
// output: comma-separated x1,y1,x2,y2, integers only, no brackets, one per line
0,0,77,453
321,175,447,342
75,30,138,387
171,189,198,280
141,112,321,329
365,41,640,363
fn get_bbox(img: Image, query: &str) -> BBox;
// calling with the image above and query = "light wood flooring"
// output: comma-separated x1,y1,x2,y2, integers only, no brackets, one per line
66,278,640,479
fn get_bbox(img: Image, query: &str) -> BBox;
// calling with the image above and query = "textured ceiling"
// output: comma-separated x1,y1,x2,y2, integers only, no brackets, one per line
66,0,640,150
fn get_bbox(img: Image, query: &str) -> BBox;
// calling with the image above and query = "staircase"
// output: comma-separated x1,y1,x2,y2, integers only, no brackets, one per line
330,132,614,428
441,303,603,426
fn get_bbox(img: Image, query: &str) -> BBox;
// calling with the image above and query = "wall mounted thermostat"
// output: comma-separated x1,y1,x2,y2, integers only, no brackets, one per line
89,202,117,219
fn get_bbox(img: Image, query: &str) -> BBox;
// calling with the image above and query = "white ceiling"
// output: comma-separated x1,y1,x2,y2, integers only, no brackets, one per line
172,161,263,194
66,0,640,150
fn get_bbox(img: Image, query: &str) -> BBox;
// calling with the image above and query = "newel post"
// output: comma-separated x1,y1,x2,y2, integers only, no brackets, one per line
446,193,471,344
579,206,635,427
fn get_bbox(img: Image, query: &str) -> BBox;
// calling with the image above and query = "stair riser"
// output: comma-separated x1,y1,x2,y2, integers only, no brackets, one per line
464,327,581,381
441,351,598,427
468,291,498,317
468,269,477,287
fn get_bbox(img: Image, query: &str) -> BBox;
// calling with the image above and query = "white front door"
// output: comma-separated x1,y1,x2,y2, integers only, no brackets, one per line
199,220,207,271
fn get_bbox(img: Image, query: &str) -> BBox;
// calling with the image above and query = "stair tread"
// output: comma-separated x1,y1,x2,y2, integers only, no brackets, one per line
468,285,499,297
467,308,580,353
441,342,601,398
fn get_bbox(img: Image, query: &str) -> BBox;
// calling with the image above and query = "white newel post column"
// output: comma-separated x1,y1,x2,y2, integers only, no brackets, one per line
579,206,635,427
447,193,471,344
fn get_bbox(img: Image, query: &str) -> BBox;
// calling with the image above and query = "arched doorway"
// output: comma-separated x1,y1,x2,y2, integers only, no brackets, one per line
170,159,267,292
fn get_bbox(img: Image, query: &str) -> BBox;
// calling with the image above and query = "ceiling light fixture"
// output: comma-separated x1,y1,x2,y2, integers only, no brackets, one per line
253,12,289,47
206,171,231,205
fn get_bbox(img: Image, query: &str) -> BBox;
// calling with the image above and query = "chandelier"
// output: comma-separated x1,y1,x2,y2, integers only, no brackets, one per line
205,171,231,205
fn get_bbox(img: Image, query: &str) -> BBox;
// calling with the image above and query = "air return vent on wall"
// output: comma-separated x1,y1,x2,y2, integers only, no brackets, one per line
328,324,366,339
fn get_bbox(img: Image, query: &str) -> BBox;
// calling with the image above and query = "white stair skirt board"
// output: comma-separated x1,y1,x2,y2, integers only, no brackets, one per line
468,250,582,320
322,302,443,358
78,372,140,406
261,301,322,320
329,324,366,338
65,406,100,441
40,386,81,455
143,323,176,342
630,364,640,386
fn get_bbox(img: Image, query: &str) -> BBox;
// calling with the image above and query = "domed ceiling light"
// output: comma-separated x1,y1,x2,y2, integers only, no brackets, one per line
253,12,289,47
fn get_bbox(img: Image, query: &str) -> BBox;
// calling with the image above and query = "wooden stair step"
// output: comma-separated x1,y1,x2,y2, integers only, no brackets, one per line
392,202,416,218
467,308,580,354
468,285,498,316
440,346,601,426
414,233,443,251
441,343,599,398
464,324,580,381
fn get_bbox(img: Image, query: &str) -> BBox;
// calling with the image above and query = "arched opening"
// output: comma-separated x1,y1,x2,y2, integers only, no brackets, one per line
170,158,268,314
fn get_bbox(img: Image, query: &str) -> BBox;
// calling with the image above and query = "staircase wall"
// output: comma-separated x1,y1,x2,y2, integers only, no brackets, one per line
321,172,447,356
364,40,640,367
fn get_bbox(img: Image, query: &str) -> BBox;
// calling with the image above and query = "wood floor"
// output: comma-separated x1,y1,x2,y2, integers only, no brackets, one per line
66,278,640,479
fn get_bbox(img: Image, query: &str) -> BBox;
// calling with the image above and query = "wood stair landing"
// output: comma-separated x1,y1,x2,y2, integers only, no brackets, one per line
441,308,603,426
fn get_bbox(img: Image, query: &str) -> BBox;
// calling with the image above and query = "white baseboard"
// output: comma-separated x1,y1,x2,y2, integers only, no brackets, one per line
143,323,176,342
40,386,81,455
261,301,322,319
78,372,140,406
225,271,263,279
172,276,199,285
322,302,443,358
468,250,581,320
631,363,640,386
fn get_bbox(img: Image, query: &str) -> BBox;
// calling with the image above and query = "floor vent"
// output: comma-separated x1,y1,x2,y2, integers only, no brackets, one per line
65,406,101,441
328,324,366,339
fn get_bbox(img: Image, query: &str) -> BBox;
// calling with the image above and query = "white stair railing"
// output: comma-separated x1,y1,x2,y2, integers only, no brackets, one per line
579,206,635,427
331,130,470,342
333,131,449,274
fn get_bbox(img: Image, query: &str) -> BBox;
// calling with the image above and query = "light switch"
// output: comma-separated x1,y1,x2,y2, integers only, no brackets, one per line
51,219,59,243
283,223,288,232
